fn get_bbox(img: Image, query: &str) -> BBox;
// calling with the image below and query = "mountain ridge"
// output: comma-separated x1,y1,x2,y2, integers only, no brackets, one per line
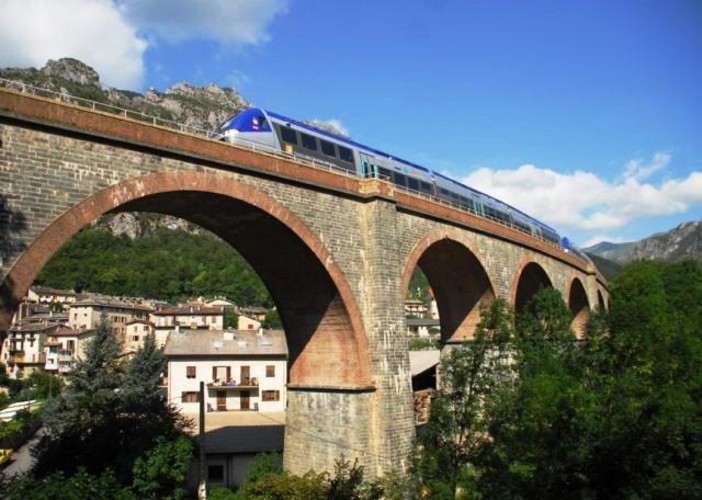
584,221,702,264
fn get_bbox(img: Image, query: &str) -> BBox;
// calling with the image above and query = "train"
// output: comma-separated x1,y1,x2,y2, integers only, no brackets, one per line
213,107,586,259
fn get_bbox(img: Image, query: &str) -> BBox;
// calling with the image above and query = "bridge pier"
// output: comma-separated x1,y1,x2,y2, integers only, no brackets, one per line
284,387,376,474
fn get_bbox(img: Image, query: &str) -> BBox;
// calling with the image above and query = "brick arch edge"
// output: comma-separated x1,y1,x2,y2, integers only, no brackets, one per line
1,171,371,385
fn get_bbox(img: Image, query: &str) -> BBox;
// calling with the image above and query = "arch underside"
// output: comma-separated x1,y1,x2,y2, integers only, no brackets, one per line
514,262,553,314
568,278,590,338
417,239,495,343
1,172,370,388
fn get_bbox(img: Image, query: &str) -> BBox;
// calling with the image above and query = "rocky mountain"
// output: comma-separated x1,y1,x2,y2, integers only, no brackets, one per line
0,57,249,131
584,221,702,264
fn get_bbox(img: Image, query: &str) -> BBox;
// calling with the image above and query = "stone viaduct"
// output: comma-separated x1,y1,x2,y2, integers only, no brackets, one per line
0,87,608,476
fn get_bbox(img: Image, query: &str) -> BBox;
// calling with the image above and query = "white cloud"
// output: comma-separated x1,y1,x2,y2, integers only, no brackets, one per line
304,118,350,138
117,0,288,45
0,0,146,89
0,0,287,89
623,151,671,181
461,152,702,241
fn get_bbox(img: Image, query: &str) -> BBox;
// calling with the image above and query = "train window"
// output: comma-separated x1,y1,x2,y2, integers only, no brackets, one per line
301,133,317,151
459,197,474,211
393,173,407,187
320,140,336,157
407,177,419,191
378,167,392,180
338,146,354,163
281,127,297,145
420,181,432,194
514,220,530,233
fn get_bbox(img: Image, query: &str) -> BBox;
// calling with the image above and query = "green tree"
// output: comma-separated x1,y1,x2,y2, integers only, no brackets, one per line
243,451,283,484
33,317,192,489
415,299,514,497
25,370,63,400
478,288,594,498
581,260,702,498
262,308,282,329
1,468,134,500
34,315,125,478
131,435,194,499
0,361,10,386
223,308,239,329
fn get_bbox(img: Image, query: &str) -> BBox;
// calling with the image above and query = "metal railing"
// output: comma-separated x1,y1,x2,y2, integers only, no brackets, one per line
0,77,212,137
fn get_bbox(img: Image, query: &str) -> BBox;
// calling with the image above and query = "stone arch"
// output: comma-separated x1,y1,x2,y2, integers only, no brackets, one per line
1,171,370,388
597,289,606,311
567,277,590,338
401,230,496,343
512,260,553,314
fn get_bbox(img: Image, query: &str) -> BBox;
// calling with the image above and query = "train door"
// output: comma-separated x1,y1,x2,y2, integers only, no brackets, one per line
359,152,375,178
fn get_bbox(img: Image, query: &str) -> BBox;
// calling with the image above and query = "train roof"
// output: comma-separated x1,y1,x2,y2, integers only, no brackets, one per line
256,108,560,236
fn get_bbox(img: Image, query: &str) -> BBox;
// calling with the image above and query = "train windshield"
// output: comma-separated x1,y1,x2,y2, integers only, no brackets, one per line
217,108,272,134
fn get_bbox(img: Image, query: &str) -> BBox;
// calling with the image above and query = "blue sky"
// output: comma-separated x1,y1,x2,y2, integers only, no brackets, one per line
1,0,700,247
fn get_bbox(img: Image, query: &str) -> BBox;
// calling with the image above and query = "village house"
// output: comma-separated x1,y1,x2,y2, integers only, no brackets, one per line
237,314,261,331
69,297,153,337
165,328,288,490
3,321,66,379
124,319,155,355
151,304,225,347
164,328,287,414
44,327,95,375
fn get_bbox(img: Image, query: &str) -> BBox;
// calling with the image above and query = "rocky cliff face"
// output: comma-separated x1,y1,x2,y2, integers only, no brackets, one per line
585,221,702,264
0,57,249,131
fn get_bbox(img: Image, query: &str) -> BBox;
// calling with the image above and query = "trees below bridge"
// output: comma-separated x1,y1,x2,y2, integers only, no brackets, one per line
416,259,702,498
36,225,272,306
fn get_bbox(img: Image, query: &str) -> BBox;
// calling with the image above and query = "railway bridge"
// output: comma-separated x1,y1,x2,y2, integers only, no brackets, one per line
0,85,608,476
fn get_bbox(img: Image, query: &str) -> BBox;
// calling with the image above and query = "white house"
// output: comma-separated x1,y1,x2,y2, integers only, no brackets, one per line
164,329,288,414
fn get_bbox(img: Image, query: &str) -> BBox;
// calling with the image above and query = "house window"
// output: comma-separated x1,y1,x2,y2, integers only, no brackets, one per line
186,366,196,379
266,365,275,377
181,391,200,403
262,390,280,401
208,465,224,482
132,336,139,342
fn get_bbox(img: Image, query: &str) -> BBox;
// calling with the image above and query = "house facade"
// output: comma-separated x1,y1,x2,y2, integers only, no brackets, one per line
164,329,287,414
124,319,155,355
69,298,153,337
151,304,225,347
44,327,95,375
3,322,64,378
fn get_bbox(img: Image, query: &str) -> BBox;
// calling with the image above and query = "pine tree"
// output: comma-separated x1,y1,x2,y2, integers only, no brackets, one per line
34,314,125,477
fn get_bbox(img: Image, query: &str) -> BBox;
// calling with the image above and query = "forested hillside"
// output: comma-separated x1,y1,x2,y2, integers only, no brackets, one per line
35,225,272,306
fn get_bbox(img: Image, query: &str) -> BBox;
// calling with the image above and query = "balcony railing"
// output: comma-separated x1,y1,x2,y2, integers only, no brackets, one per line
207,377,259,391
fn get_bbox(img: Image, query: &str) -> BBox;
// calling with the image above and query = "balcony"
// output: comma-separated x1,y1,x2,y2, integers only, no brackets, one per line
207,377,259,392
